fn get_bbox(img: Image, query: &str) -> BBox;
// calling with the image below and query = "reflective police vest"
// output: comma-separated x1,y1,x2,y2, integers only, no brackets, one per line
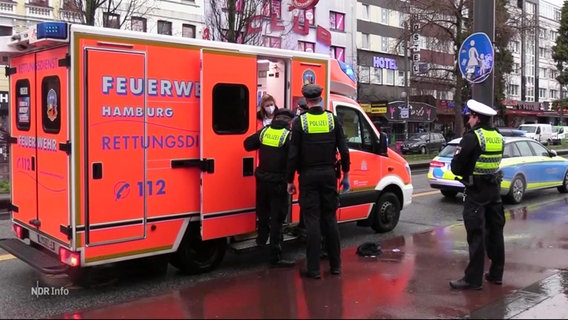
260,127,290,147
473,128,503,175
300,112,335,134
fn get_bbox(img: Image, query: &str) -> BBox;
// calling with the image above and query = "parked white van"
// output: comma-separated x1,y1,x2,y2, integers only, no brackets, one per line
518,124,553,145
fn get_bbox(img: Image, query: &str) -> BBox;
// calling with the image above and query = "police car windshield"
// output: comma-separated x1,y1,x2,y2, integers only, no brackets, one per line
518,125,536,133
439,143,459,158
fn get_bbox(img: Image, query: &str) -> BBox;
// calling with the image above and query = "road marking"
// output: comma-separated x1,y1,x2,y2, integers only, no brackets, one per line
412,190,441,198
0,253,15,262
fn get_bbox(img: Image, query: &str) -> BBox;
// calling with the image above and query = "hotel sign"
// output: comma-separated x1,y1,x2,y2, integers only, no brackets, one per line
373,56,398,70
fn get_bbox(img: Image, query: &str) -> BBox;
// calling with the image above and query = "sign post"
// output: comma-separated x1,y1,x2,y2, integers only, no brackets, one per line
472,0,495,108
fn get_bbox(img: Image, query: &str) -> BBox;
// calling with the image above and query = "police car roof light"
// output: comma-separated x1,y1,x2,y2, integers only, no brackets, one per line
338,61,356,83
37,22,68,40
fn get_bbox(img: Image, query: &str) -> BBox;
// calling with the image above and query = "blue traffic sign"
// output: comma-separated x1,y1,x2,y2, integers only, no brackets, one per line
458,32,494,84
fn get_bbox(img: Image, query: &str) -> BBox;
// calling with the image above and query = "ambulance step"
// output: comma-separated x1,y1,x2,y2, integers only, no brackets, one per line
229,233,300,252
0,238,68,274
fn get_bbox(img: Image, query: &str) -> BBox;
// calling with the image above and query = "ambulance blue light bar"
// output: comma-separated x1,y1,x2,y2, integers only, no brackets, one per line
338,61,356,83
36,22,68,40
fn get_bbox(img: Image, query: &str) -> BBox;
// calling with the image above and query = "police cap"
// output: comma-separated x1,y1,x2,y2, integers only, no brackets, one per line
273,108,295,120
466,99,497,116
301,84,323,101
297,97,308,110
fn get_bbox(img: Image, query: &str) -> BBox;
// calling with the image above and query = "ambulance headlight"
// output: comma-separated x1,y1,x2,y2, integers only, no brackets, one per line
37,22,68,40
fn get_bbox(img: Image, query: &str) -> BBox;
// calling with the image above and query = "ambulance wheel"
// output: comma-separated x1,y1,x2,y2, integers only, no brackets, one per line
371,192,400,233
171,223,226,275
506,175,525,204
67,265,119,288
441,190,458,198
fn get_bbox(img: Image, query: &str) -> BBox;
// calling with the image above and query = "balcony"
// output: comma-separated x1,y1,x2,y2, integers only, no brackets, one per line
26,0,54,18
60,9,83,23
0,0,16,14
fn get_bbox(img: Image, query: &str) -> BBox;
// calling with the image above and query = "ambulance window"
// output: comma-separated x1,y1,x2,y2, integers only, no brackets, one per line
212,83,249,134
15,80,31,131
42,76,61,134
336,106,374,152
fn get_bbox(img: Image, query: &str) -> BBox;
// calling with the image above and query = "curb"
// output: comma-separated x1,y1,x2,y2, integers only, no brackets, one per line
408,149,568,170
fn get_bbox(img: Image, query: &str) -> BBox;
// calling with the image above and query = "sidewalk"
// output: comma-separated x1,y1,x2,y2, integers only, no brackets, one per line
53,197,568,319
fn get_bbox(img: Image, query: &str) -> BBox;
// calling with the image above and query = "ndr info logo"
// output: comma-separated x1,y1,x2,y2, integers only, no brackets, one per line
31,281,70,298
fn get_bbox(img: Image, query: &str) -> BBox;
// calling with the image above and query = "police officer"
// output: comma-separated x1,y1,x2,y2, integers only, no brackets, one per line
286,84,350,279
449,99,505,290
244,108,296,268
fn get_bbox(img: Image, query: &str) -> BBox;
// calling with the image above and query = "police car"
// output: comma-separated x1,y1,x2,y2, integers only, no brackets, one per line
428,136,568,203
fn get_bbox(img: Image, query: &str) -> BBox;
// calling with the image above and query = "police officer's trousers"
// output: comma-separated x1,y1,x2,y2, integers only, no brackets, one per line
299,167,341,273
462,196,506,286
256,179,289,260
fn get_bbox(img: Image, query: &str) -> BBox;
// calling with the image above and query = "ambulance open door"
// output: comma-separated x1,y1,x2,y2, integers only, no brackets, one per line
200,49,258,240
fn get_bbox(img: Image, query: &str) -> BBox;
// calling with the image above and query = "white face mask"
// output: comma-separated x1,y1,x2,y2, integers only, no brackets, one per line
296,109,301,116
264,105,275,115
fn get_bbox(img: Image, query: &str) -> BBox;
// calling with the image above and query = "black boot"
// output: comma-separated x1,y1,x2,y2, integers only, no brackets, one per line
269,247,295,268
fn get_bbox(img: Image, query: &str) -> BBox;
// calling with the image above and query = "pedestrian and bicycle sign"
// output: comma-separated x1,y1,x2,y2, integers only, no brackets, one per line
458,32,494,84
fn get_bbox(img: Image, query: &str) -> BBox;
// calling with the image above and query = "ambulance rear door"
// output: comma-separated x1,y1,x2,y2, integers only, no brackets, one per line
83,46,147,245
200,49,258,240
10,47,71,245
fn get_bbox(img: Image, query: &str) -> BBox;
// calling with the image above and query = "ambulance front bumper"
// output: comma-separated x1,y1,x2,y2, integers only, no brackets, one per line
402,183,413,208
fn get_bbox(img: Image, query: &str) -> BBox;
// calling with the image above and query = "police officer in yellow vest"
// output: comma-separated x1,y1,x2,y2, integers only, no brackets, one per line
244,108,296,268
286,84,350,279
449,99,505,290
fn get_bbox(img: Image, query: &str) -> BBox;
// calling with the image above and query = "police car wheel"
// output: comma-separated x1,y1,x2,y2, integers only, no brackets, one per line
506,175,526,204
441,190,458,198
371,192,401,233
557,170,568,193
171,223,227,274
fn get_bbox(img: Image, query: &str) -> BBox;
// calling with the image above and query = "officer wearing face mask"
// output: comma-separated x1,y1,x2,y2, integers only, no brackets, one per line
257,94,279,128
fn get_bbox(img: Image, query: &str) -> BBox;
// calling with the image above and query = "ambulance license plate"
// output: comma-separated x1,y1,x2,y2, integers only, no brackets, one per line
37,234,56,251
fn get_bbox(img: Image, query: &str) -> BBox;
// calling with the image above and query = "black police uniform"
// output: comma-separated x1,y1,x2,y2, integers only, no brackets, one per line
244,110,295,266
286,85,350,277
450,123,505,288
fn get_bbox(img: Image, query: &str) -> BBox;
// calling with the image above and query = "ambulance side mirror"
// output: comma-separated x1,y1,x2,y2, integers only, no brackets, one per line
376,132,388,156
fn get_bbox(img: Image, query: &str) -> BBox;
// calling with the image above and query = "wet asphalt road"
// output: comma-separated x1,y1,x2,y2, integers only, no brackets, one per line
0,169,567,318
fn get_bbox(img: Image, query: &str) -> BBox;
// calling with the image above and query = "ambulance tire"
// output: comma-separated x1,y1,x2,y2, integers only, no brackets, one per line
67,265,120,289
170,223,227,275
370,192,401,233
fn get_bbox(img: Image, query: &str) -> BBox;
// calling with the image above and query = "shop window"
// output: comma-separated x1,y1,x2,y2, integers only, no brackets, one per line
15,80,31,131
42,76,61,134
212,84,249,134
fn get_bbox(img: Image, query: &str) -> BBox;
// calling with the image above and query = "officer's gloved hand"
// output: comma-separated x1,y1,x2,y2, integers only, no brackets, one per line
340,177,350,193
